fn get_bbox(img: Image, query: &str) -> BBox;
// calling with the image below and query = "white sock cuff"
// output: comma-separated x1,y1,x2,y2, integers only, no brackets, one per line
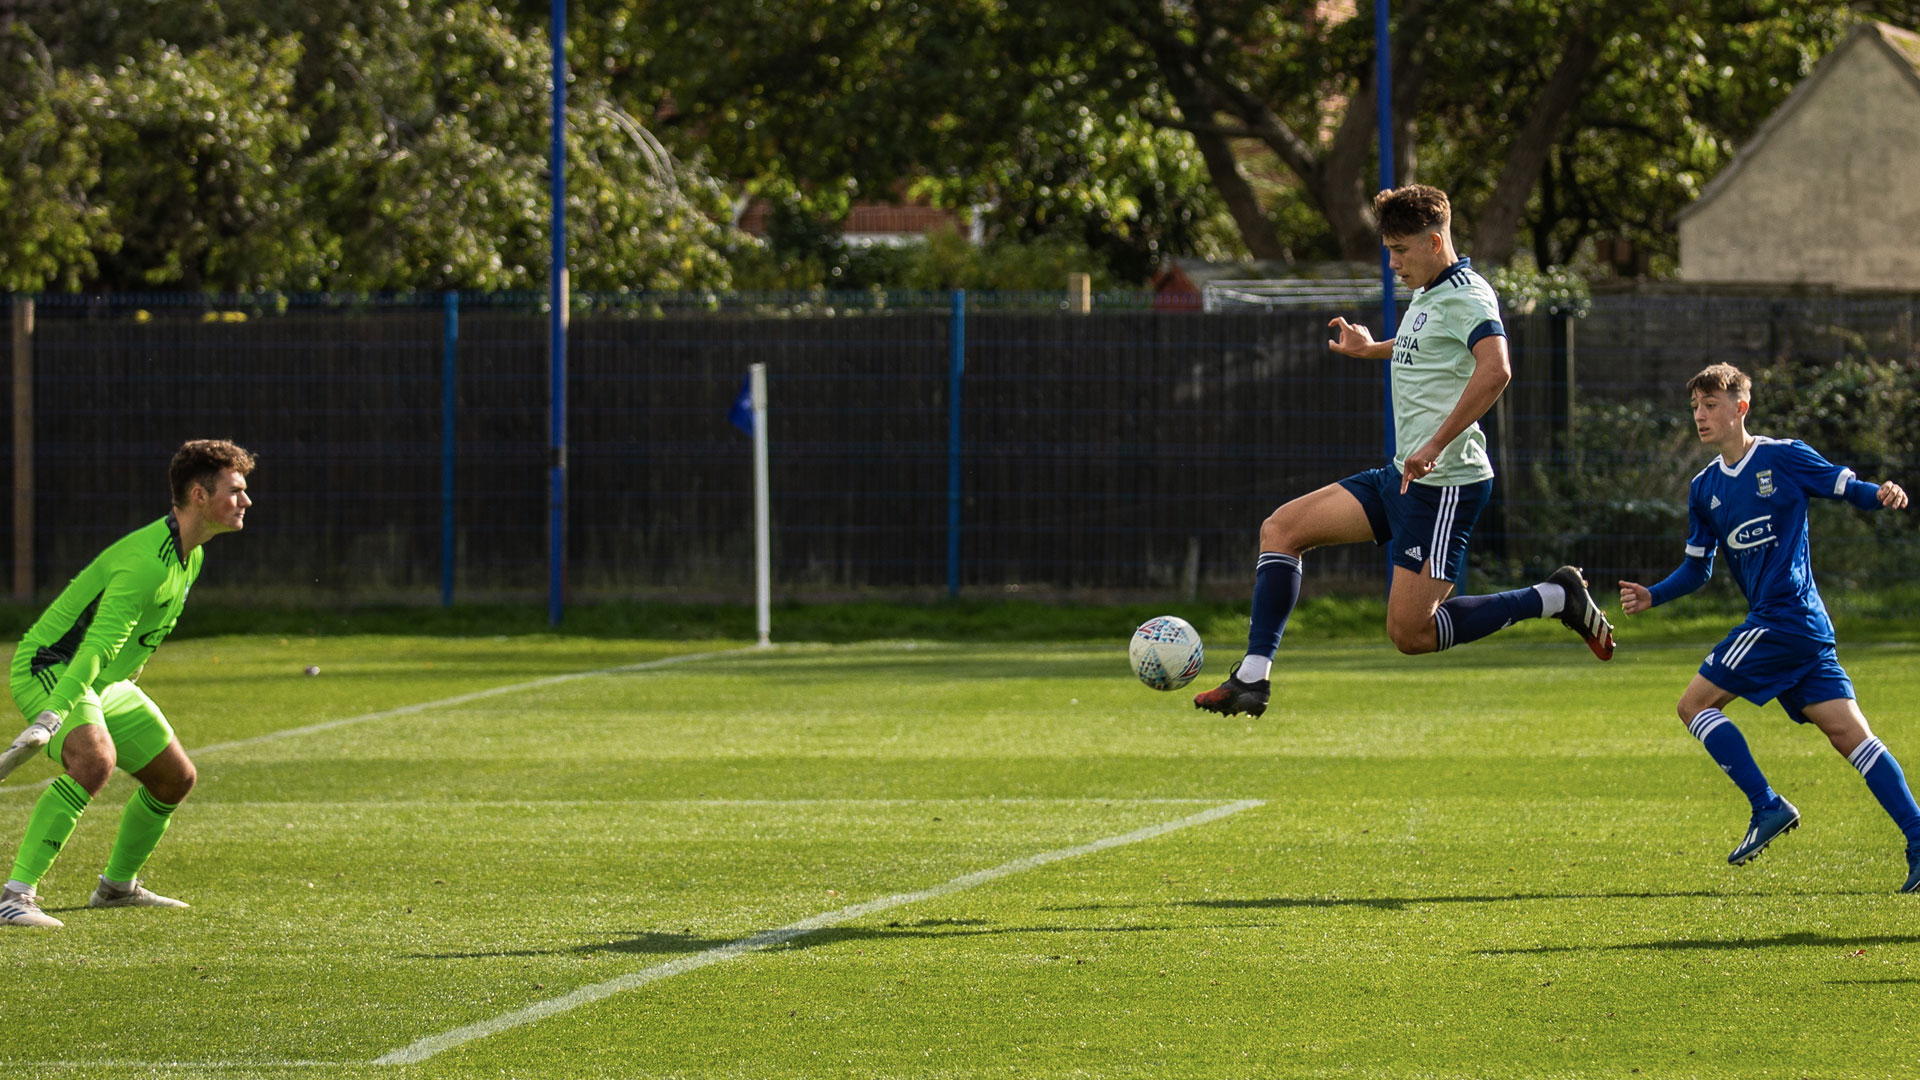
1688,708,1730,742
1533,582,1566,618
1433,606,1455,651
1850,737,1887,776
1256,552,1302,572
1236,655,1272,683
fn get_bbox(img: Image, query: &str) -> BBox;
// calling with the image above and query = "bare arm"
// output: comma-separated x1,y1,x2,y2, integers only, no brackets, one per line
1619,580,1652,615
1399,335,1512,492
1327,317,1394,360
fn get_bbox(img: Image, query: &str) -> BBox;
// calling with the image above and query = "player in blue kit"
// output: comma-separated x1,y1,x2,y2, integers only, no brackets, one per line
1194,184,1614,719
1620,364,1917,890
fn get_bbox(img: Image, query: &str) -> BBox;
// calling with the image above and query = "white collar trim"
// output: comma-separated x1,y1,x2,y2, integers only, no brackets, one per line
1716,435,1782,478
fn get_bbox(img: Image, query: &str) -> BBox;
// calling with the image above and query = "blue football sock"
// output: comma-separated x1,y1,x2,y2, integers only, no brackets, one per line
1688,709,1779,811
1848,737,1920,844
1243,552,1303,668
1431,587,1546,651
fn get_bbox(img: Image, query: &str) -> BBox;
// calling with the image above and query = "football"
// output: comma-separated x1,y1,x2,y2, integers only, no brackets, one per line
1129,615,1205,691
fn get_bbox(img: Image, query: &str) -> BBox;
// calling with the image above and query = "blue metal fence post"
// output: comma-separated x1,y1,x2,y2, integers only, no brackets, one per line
947,290,966,599
441,291,458,607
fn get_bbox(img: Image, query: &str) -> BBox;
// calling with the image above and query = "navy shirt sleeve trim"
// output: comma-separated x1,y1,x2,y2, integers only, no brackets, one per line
1466,320,1506,349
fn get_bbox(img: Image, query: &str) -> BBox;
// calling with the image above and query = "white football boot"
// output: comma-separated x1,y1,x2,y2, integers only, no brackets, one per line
88,878,190,909
0,713,60,783
0,886,63,928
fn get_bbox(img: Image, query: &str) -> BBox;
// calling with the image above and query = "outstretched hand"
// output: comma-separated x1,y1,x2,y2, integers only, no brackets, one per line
1619,580,1652,616
1327,317,1377,357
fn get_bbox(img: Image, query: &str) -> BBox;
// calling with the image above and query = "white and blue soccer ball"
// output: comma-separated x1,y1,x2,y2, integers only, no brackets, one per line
1129,615,1204,691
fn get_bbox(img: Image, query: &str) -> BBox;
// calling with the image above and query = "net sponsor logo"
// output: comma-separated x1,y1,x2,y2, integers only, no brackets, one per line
1727,515,1776,551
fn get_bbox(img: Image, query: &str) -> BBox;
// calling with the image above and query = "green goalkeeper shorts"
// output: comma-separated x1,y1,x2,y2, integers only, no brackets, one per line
9,646,177,774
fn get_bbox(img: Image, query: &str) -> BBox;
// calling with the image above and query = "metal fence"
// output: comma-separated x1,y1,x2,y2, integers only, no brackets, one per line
4,290,1916,609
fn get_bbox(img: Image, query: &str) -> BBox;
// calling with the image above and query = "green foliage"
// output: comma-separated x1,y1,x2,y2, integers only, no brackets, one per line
1490,254,1594,317
89,36,324,289
0,25,116,291
0,1,739,292
0,1,1898,290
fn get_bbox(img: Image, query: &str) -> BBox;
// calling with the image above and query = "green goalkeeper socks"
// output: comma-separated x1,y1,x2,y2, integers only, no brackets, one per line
103,786,179,884
9,775,91,889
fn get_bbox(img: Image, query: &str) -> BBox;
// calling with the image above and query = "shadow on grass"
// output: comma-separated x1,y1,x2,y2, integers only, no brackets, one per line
410,916,1201,961
1179,890,1729,912
1483,931,1920,954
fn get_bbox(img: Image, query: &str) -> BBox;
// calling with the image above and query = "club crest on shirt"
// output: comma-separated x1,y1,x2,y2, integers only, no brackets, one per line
1756,470,1774,498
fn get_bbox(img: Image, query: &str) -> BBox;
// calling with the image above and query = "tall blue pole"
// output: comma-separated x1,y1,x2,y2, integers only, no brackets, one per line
1375,1,1399,588
548,0,568,627
1376,0,1397,464
441,290,459,608
946,290,965,599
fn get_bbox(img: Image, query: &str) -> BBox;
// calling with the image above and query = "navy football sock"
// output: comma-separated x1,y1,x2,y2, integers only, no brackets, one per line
1689,709,1779,812
1849,737,1920,844
1240,553,1302,680
1431,587,1546,651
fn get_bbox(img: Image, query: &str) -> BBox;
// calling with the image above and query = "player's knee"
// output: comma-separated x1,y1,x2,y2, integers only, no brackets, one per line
61,730,115,795
1676,699,1706,726
1388,620,1435,655
67,752,115,796
1259,510,1294,552
151,761,196,804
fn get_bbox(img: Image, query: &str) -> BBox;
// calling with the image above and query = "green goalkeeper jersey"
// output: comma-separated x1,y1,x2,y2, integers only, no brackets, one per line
18,515,202,719
1388,257,1505,487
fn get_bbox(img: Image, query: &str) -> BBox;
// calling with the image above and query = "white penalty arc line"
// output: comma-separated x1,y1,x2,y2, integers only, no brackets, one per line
0,647,759,796
375,797,1266,1066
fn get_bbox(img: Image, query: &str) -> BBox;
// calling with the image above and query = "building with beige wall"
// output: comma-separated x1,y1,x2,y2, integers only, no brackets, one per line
1677,22,1920,290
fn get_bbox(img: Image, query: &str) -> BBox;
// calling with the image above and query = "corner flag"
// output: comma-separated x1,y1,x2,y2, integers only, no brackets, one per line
729,374,755,436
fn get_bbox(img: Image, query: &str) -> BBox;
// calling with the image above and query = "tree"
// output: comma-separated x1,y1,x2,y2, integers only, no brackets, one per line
590,0,1881,270
0,0,738,292
584,0,1236,280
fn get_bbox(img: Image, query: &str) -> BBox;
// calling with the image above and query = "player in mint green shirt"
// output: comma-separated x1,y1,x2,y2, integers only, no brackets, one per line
1195,185,1615,719
0,440,253,928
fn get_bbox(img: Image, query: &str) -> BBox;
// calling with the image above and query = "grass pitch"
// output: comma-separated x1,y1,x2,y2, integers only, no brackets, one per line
1,630,1918,1079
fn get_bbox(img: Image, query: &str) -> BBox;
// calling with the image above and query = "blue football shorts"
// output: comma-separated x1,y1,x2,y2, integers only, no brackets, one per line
1337,465,1492,583
1699,623,1855,724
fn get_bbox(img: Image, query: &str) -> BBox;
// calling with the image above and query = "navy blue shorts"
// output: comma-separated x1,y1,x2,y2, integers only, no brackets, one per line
1337,465,1492,583
1699,623,1855,724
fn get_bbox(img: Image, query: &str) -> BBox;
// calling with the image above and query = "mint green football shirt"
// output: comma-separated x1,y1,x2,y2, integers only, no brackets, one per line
16,515,202,720
1386,257,1505,487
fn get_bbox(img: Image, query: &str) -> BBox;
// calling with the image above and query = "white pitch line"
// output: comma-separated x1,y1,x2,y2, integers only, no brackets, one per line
0,648,757,797
5,1063,337,1071
199,797,1236,809
375,797,1264,1066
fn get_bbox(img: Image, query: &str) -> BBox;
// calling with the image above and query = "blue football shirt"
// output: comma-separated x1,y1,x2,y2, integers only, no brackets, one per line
1681,436,1865,642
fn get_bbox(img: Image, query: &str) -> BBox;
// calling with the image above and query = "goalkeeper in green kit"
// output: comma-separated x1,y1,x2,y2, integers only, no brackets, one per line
0,440,253,928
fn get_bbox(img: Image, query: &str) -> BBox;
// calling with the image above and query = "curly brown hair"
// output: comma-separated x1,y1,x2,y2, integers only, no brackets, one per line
1373,184,1451,239
169,439,256,507
1685,363,1752,402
